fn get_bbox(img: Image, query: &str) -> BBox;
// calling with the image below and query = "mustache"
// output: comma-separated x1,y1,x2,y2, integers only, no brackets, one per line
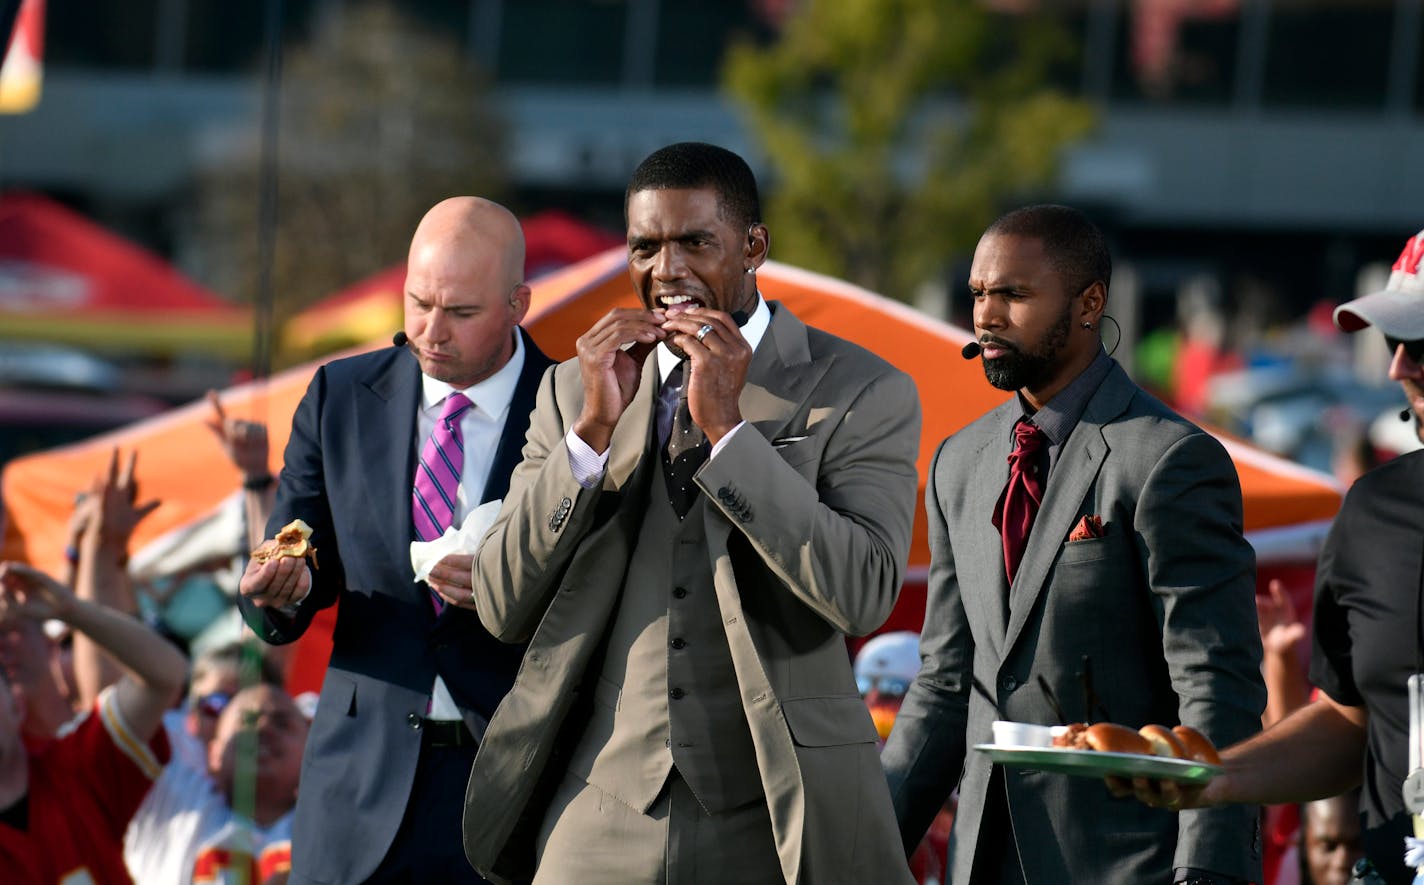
979,336,1018,353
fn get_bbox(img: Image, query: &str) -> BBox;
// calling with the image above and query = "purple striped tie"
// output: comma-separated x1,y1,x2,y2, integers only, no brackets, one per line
412,392,472,543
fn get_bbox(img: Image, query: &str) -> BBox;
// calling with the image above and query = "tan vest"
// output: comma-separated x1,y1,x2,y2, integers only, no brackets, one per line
566,467,761,814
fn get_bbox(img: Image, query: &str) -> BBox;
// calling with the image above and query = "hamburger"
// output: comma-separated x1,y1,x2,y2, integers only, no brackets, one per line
251,518,318,569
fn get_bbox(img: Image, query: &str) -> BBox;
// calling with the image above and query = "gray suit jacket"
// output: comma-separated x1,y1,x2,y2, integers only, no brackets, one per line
881,360,1266,884
463,303,921,884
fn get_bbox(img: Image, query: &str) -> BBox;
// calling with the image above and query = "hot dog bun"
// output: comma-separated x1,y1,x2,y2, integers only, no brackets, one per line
1170,725,1221,765
251,518,318,569
1082,722,1153,755
1138,724,1187,758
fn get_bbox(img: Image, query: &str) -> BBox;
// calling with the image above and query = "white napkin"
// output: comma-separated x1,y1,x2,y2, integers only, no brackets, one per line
409,499,503,583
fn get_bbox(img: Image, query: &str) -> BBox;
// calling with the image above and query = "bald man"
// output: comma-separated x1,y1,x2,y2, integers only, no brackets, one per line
239,197,554,884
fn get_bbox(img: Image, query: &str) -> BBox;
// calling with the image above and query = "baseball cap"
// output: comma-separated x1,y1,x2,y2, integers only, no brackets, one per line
854,630,921,697
1334,229,1424,339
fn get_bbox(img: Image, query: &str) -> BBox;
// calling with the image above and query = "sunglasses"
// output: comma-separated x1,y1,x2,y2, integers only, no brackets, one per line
1386,336,1424,362
857,675,910,697
192,691,232,719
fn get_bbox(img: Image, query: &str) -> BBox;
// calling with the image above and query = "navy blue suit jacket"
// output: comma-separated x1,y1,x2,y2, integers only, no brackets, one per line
238,329,553,884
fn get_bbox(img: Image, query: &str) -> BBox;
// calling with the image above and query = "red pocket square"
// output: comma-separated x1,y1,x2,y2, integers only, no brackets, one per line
1068,515,1104,542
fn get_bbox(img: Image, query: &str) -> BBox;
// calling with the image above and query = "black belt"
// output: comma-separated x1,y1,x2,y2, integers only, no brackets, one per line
419,718,474,748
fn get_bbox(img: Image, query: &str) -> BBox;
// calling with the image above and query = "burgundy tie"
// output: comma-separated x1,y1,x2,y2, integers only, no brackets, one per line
992,420,1047,583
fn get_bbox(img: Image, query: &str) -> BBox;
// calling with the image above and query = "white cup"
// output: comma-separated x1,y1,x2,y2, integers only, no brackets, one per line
991,720,1055,748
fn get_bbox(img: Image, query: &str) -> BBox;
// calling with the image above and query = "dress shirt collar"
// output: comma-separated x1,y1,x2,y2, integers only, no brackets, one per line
420,329,526,417
656,294,771,385
1015,347,1112,448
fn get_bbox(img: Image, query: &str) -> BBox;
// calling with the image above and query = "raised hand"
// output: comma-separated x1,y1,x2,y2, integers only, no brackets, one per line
205,389,271,479
659,306,753,444
1257,578,1306,658
86,447,161,552
0,561,76,625
572,307,667,453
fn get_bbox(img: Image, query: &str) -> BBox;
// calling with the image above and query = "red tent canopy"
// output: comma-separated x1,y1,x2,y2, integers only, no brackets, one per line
0,191,250,355
279,210,622,359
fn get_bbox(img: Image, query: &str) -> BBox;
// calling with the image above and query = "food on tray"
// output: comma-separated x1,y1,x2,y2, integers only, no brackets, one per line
1052,721,1220,763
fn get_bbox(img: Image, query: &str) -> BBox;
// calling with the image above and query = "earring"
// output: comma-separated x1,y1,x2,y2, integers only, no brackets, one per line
744,267,755,275
1082,321,1094,330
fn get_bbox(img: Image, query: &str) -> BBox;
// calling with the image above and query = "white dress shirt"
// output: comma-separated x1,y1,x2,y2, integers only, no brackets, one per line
419,332,525,719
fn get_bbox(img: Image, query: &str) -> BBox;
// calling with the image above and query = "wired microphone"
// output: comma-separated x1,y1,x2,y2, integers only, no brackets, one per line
392,331,408,347
961,340,982,359
1402,408,1413,422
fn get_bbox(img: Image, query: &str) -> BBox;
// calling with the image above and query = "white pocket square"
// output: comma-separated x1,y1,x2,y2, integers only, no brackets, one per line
772,435,811,448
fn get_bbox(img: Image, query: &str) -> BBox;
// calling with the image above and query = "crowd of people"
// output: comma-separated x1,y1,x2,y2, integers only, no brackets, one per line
1,141,1420,885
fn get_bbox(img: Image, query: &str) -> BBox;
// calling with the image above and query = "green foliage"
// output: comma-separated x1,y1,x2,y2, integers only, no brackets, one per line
723,0,1096,300
190,2,508,343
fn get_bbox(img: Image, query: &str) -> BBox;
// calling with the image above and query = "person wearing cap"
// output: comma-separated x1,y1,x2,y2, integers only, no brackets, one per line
1128,230,1424,885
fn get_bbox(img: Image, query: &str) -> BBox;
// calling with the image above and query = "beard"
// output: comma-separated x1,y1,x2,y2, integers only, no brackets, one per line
981,305,1073,392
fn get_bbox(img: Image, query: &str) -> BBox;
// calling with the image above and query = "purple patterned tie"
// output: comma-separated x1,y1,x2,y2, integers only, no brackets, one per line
412,392,472,543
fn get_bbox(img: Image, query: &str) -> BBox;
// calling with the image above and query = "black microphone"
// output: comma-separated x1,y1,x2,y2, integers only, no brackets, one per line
961,340,982,359
1401,407,1413,422
392,331,408,347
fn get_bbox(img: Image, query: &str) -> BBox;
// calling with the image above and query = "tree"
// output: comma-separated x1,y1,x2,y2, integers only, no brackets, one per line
722,0,1095,300
187,1,508,362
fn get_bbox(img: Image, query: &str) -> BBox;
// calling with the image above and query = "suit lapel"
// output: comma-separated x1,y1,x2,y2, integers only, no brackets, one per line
969,404,1017,654
602,351,661,493
737,304,828,443
1003,365,1133,654
480,330,552,505
356,351,421,584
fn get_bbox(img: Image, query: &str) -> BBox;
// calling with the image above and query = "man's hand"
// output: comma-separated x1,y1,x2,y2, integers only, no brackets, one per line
426,553,477,610
239,554,311,610
0,561,77,625
1106,772,1216,812
205,390,271,479
572,307,666,453
662,306,753,444
84,447,161,553
1257,578,1306,657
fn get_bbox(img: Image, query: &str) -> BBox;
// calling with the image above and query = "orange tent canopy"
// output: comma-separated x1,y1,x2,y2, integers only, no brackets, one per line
2,246,1342,577
1,249,1342,692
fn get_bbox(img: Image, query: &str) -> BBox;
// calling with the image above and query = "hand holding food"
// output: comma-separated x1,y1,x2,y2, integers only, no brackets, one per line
251,519,319,569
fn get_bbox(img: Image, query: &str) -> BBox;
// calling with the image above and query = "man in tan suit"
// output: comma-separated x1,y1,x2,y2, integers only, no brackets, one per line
459,142,920,884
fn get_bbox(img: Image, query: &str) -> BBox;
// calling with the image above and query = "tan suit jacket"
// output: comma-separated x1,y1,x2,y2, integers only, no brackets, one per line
463,303,921,884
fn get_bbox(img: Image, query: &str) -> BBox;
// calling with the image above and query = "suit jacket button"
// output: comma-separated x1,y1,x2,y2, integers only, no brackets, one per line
670,687,685,700
672,587,688,599
1001,675,1018,693
670,637,686,650
407,712,422,729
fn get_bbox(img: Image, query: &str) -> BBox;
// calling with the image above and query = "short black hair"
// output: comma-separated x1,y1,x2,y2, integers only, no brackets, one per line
625,142,762,232
985,204,1112,296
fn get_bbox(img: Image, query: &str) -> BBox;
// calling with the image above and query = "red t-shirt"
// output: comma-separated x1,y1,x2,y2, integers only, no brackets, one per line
0,689,170,884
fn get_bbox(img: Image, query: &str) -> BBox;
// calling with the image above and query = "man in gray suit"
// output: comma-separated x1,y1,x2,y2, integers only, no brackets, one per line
881,205,1266,884
460,142,920,884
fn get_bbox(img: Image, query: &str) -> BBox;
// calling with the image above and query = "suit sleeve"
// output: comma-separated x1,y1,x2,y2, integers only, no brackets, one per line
694,367,921,636
237,366,343,645
473,363,603,643
1138,431,1265,878
879,438,972,853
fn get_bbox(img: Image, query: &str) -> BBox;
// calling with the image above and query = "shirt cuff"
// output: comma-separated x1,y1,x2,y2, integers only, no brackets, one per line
275,565,313,616
565,429,608,489
709,421,747,460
